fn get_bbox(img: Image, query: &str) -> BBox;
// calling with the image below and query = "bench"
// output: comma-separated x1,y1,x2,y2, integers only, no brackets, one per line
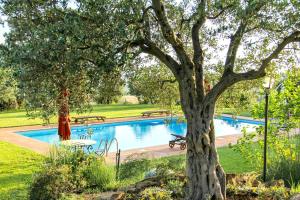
73,116,106,124
141,110,171,117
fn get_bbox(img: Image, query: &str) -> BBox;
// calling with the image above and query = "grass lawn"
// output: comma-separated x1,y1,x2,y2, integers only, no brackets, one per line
218,108,252,118
0,141,253,200
0,104,253,128
0,104,160,128
158,147,254,174
0,142,44,200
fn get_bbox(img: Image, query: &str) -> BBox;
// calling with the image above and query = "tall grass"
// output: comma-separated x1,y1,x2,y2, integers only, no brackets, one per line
267,135,300,187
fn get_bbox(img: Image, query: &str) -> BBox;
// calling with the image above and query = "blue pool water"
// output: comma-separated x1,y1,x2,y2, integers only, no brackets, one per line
18,117,262,151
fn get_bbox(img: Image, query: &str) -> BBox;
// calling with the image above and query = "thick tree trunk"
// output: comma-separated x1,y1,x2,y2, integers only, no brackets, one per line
185,111,226,200
58,88,71,140
177,77,226,200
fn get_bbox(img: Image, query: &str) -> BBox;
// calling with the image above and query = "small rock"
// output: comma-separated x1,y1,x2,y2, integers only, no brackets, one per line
118,185,136,193
95,191,124,200
135,178,160,191
111,192,125,200
252,179,260,187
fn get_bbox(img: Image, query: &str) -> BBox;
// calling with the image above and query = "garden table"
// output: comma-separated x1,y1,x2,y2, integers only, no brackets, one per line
61,139,96,153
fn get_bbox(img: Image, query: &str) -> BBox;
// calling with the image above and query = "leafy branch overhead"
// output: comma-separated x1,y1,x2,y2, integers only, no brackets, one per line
126,0,300,106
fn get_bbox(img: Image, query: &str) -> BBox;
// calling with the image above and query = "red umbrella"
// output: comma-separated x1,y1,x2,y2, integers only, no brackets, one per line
58,89,71,140
58,115,71,140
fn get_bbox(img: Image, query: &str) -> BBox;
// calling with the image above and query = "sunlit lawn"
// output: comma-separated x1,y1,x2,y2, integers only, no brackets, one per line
0,104,160,128
0,142,44,200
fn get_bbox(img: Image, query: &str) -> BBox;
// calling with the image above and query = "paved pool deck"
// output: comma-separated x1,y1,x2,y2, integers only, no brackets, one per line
0,115,250,161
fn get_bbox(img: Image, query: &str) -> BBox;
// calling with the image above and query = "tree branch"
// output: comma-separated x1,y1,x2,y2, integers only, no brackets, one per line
151,0,192,67
223,22,246,74
208,31,300,102
206,5,232,19
191,0,206,100
160,79,177,89
223,2,265,75
130,39,182,79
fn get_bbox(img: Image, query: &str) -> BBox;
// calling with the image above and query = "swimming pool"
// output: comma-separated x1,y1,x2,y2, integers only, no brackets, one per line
17,117,262,151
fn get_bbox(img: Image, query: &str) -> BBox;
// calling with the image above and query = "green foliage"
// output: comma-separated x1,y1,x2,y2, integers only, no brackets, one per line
252,67,300,130
291,183,300,195
119,157,151,181
30,147,115,199
93,69,125,104
216,80,260,116
128,65,180,109
2,0,130,122
0,68,18,110
0,141,254,199
226,174,291,200
227,182,290,200
119,155,185,182
165,180,185,198
82,159,115,190
266,136,300,187
140,187,172,200
233,126,300,185
234,69,300,186
29,165,78,200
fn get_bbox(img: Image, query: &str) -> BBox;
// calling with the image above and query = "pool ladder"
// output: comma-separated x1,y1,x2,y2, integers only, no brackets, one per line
95,138,119,157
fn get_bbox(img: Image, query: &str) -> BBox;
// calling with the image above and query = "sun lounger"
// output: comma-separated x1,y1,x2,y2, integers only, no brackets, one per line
169,134,186,150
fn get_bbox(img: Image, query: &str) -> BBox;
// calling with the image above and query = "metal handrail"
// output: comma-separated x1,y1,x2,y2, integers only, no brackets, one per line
95,138,119,157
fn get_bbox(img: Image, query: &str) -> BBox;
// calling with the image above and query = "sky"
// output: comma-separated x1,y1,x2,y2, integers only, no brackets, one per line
0,16,9,44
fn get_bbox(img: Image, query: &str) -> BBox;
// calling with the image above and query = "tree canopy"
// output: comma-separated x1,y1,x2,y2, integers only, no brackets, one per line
1,0,130,122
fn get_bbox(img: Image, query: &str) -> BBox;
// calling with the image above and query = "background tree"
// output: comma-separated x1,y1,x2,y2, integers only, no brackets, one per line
1,0,127,138
111,0,300,199
0,67,18,110
234,67,300,186
253,67,300,131
94,69,125,104
128,65,179,106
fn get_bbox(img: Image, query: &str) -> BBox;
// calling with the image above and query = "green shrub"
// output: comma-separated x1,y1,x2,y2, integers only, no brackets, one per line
233,127,300,186
226,174,290,200
29,165,77,200
47,146,89,169
119,158,151,180
267,152,300,187
291,184,300,195
165,180,185,198
82,159,115,191
159,156,185,172
140,187,172,200
30,147,116,198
